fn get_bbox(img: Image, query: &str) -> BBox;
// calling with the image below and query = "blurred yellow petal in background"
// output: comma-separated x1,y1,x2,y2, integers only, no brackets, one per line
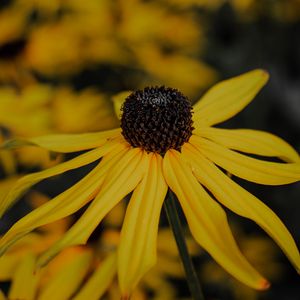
134,44,217,98
0,7,27,46
0,83,118,170
52,88,118,133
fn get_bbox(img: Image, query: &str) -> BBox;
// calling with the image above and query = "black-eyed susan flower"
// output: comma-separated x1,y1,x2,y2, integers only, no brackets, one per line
1,70,300,296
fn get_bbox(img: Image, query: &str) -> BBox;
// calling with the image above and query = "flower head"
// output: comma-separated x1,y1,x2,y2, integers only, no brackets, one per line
121,86,193,154
1,69,300,296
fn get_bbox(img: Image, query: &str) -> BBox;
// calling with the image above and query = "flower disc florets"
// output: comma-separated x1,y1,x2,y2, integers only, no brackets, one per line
121,86,194,155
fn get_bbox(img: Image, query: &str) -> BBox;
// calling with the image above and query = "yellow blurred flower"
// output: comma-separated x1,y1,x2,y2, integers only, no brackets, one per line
0,83,118,135
118,0,201,51
0,192,95,299
0,7,27,46
1,70,299,298
133,44,216,98
3,245,94,300
14,0,64,18
0,84,53,171
0,83,118,170
51,87,118,133
5,0,216,96
24,23,85,76
0,192,70,282
0,85,51,137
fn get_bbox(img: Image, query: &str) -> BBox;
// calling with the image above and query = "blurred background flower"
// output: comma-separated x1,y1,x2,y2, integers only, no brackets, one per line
0,0,299,299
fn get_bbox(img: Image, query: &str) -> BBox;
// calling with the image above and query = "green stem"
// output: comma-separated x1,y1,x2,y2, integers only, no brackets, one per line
164,190,205,300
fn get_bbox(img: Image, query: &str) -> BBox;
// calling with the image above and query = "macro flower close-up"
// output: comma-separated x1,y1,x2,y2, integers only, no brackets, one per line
1,69,299,298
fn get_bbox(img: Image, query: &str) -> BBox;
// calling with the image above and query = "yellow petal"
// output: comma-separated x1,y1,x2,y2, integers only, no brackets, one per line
39,247,93,300
8,253,40,300
183,143,300,273
191,135,300,185
193,69,269,126
0,235,40,280
118,153,167,294
0,149,16,175
195,127,299,163
2,128,121,153
163,150,269,290
74,253,117,300
0,140,122,217
37,148,148,266
0,145,128,256
0,176,20,215
0,253,20,281
0,290,5,300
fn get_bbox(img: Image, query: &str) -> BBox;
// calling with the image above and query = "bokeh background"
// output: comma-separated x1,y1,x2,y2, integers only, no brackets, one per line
0,0,299,299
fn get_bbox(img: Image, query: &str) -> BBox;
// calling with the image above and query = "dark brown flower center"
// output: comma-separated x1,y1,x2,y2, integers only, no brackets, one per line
120,86,194,155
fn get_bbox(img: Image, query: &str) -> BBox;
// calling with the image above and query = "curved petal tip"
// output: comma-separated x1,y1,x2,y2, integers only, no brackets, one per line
259,279,271,291
259,69,270,80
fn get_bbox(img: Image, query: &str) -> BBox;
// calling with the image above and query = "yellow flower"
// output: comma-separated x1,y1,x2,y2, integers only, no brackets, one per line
132,44,216,99
0,83,118,169
2,245,94,300
1,70,300,296
0,6,27,46
51,87,119,133
24,22,85,77
101,228,199,300
69,227,198,300
0,84,56,171
15,0,216,96
0,84,118,136
14,0,63,18
1,228,190,300
0,192,94,300
0,193,70,282
118,0,201,51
